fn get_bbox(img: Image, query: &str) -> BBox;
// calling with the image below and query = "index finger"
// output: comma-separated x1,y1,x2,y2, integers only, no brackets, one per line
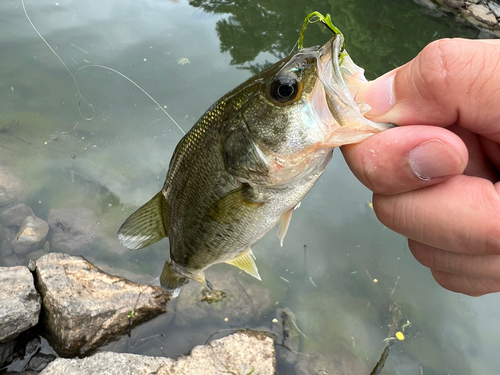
357,38,500,141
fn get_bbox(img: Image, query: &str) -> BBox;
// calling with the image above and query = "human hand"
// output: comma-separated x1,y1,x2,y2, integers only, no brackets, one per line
342,38,500,296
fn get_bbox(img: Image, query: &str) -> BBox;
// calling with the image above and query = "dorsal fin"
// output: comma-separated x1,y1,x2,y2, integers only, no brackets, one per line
117,191,170,250
225,248,261,280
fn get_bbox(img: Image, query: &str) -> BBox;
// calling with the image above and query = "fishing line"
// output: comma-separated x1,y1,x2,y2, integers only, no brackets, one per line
21,0,95,120
76,65,185,135
21,0,185,135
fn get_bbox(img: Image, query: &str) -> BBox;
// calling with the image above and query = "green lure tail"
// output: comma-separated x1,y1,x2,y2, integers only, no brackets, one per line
298,12,345,63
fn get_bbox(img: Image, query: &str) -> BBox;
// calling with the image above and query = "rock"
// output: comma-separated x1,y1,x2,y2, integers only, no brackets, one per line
35,253,170,357
0,204,33,228
0,340,17,368
489,1,500,17
468,3,498,25
47,208,99,255
443,0,466,8
23,352,57,372
172,270,272,328
0,254,19,267
11,216,49,255
40,331,275,375
0,266,41,342
26,248,48,262
0,166,24,207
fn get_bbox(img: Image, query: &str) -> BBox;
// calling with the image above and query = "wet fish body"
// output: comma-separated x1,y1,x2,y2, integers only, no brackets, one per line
118,35,390,296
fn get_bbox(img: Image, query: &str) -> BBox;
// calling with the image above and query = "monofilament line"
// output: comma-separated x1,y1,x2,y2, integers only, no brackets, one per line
21,0,95,120
76,65,185,135
21,0,185,135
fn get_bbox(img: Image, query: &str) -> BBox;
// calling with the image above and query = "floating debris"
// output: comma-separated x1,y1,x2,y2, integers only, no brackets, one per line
177,57,190,65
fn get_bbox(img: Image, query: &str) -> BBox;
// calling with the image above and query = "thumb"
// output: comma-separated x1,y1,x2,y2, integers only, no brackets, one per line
356,38,500,141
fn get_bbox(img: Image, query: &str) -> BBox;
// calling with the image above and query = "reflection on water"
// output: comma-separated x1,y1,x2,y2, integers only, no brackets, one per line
1,0,499,374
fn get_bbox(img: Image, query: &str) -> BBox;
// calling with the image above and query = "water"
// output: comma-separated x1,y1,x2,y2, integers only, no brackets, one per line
1,0,499,373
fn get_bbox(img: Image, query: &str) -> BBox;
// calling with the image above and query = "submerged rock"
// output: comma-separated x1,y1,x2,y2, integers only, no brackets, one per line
47,208,98,255
0,166,24,207
39,331,275,375
0,266,41,342
172,270,272,328
0,203,32,228
11,215,49,255
35,253,170,357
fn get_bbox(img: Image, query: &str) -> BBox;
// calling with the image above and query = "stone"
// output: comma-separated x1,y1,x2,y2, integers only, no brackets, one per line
468,3,498,25
39,331,275,375
443,0,466,8
26,248,48,262
11,216,49,255
0,340,17,368
0,254,19,267
47,208,99,255
0,204,33,228
0,166,24,207
0,266,41,342
172,270,273,328
489,1,500,17
23,352,57,372
35,253,170,357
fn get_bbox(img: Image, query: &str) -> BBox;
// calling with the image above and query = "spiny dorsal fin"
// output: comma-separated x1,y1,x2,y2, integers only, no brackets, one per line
117,191,170,250
225,248,261,280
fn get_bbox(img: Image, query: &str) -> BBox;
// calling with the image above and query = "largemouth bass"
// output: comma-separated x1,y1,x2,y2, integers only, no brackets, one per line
117,34,390,297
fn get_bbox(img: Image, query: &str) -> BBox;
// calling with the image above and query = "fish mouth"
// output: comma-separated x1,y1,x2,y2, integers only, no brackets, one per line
314,34,392,145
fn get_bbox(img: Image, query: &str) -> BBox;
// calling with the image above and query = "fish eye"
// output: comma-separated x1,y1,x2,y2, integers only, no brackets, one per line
269,77,301,104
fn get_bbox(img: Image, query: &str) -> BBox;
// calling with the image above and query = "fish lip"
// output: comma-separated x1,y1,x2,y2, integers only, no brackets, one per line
329,34,351,98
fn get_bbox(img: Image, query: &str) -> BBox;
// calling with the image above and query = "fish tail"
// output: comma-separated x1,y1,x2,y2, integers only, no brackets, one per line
160,259,189,298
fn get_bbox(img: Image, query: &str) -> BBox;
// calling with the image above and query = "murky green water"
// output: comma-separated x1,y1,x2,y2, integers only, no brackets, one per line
1,0,499,373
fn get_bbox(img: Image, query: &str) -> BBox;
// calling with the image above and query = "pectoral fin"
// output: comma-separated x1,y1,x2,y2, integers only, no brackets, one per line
225,248,261,280
117,191,170,250
208,187,263,224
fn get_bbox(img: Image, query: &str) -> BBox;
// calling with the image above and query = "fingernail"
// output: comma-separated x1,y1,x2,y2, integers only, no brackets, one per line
409,140,465,180
356,73,395,117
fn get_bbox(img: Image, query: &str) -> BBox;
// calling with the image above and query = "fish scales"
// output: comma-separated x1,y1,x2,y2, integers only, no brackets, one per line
118,35,391,296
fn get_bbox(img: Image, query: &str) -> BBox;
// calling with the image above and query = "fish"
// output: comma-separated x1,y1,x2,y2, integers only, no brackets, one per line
117,34,390,297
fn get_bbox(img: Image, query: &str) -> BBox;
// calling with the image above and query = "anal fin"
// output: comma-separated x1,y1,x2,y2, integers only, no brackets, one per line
225,248,261,280
117,191,170,250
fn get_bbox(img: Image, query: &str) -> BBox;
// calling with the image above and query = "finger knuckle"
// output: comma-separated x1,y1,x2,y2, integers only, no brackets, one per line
416,39,473,105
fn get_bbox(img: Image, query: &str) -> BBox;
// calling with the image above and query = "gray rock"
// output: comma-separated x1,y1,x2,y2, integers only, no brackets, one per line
172,270,272,328
468,3,498,25
26,248,48,262
443,0,466,8
0,166,24,207
35,253,169,357
0,254,19,267
0,204,33,228
24,352,57,372
40,331,275,375
0,266,41,342
0,339,17,368
489,1,500,17
12,216,49,255
47,208,99,255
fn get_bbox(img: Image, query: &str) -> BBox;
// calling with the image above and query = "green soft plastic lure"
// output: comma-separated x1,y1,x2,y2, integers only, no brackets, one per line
298,12,346,64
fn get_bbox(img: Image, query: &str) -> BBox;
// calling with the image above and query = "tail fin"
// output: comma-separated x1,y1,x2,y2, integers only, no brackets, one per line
160,259,189,298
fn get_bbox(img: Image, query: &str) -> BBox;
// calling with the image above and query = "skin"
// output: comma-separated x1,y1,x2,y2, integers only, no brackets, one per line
341,38,500,296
